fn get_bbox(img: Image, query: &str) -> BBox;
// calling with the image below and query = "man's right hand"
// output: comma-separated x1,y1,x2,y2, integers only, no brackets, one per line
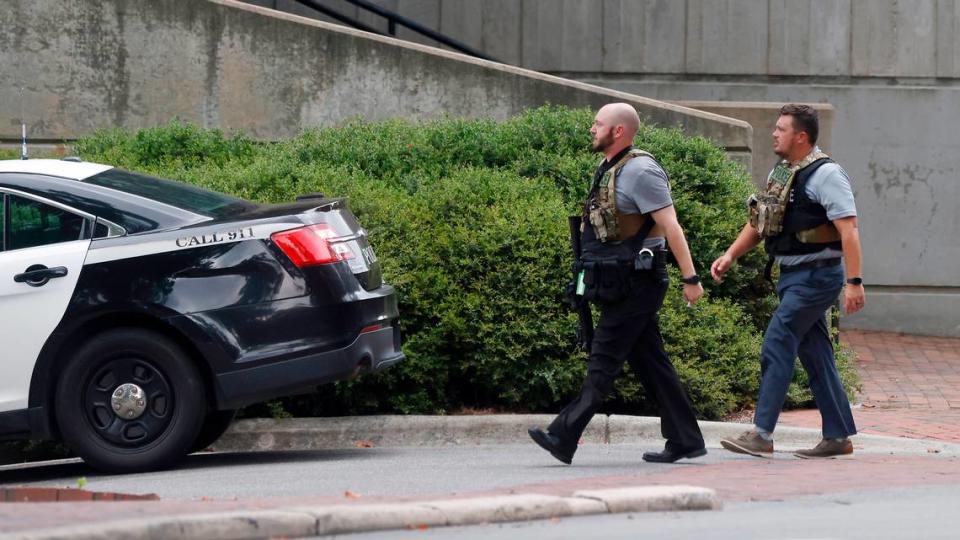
710,254,734,282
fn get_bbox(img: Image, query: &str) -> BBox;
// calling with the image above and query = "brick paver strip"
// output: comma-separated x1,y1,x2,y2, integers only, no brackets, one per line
779,330,960,442
0,487,158,503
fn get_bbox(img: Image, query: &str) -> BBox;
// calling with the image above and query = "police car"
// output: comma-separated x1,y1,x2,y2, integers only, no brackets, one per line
0,159,404,473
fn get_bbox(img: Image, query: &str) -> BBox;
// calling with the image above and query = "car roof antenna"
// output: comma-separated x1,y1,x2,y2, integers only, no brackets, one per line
19,87,28,160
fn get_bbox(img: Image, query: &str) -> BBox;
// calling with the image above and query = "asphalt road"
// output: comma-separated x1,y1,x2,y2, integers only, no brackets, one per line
2,442,958,539
0,443,750,500
340,485,960,540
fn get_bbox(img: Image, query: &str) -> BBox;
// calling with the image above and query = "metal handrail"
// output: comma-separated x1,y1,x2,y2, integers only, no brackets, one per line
291,0,497,62
291,0,382,35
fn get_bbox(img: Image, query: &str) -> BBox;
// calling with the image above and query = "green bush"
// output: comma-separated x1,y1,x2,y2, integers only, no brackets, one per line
75,120,255,170
73,107,859,420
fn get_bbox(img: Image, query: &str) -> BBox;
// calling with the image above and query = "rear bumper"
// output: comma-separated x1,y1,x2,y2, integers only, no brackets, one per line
214,324,404,409
173,277,404,409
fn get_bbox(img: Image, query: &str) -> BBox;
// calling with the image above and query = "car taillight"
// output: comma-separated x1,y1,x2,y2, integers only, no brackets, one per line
271,224,354,267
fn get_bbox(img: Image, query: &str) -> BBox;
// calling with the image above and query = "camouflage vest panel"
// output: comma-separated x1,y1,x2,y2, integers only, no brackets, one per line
749,150,829,238
586,149,658,243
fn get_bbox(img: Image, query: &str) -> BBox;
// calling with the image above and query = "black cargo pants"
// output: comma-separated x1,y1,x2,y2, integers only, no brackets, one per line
547,271,704,454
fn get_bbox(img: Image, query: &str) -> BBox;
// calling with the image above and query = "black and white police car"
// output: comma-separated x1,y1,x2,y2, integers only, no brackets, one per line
0,159,403,473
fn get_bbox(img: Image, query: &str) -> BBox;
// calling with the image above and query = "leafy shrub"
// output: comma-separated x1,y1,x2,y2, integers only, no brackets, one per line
74,120,255,170
73,106,858,420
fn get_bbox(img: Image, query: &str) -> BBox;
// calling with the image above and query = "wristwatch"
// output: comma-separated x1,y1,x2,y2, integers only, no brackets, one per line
681,274,701,285
846,277,863,286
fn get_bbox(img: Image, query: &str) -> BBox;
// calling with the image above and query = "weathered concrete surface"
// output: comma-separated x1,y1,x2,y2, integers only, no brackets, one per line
265,0,959,337
271,0,959,80
0,0,750,156
592,79,960,337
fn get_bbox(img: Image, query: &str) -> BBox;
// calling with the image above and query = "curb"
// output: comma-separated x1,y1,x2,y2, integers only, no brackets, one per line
8,486,720,539
211,414,960,457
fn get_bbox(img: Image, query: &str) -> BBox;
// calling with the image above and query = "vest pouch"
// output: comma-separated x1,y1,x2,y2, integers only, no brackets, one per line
581,259,631,304
587,202,616,243
747,194,760,230
579,261,600,302
756,197,785,238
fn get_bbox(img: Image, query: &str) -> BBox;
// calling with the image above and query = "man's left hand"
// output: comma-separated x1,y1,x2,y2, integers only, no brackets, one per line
844,284,866,314
684,283,704,305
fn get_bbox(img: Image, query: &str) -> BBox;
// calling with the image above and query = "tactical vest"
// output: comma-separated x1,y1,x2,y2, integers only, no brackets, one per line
577,149,668,304
583,149,660,251
749,151,842,257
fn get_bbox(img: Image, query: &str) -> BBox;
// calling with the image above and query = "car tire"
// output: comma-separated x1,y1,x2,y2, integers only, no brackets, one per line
191,409,237,453
55,328,206,474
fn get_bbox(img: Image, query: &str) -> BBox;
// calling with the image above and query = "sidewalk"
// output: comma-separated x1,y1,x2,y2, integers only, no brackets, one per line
2,329,959,539
779,330,960,442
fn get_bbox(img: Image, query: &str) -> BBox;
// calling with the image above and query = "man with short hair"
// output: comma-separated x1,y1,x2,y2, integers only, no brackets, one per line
712,104,864,459
528,103,707,465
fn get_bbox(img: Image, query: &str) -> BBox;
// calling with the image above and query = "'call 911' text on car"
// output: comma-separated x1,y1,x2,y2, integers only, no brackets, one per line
0,159,403,473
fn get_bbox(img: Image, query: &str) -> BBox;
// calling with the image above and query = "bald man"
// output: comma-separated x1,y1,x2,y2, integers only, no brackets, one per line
528,103,707,465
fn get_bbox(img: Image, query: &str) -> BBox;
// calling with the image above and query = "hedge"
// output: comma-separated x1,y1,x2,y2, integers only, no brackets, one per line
63,106,857,420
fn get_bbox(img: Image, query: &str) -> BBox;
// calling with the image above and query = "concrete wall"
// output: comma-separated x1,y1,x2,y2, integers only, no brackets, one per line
581,76,960,338
266,0,957,80
266,0,958,336
0,0,750,158
675,102,835,190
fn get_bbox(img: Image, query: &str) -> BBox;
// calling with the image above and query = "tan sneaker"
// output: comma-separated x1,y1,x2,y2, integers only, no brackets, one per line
794,438,854,459
720,430,774,458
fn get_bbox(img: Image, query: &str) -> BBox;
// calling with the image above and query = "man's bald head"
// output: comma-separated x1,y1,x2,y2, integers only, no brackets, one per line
597,103,640,139
591,103,640,156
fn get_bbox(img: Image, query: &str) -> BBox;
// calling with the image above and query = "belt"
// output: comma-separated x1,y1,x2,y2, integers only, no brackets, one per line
779,258,842,274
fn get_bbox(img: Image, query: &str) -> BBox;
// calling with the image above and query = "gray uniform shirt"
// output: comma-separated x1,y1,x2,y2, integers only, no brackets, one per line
775,153,857,265
613,155,672,249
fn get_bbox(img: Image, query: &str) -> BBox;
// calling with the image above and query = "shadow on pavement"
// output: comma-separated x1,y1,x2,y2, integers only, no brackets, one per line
0,447,394,485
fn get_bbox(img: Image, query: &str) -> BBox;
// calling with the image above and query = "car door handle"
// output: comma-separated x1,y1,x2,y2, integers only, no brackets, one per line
14,265,69,286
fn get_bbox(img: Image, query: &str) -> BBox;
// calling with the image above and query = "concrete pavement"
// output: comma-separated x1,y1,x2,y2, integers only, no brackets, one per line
3,329,959,539
2,416,958,539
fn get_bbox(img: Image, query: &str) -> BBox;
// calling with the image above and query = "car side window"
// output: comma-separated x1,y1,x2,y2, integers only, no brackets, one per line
92,220,111,239
7,195,88,251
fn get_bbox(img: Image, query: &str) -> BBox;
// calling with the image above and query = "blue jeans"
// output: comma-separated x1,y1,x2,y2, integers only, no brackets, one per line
753,264,857,439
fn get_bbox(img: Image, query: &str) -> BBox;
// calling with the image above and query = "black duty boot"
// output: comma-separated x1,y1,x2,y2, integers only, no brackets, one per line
642,446,707,463
527,427,575,465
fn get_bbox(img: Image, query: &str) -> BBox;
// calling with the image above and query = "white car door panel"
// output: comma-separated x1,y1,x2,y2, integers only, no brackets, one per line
0,240,89,412
0,189,92,413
